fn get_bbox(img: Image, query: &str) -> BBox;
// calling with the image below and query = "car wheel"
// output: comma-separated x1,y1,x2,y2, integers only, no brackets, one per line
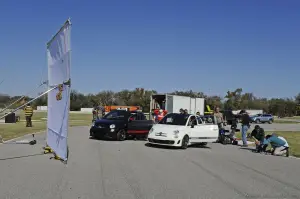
90,131,95,139
255,119,260,123
181,135,189,149
200,142,207,146
116,129,126,141
268,120,273,124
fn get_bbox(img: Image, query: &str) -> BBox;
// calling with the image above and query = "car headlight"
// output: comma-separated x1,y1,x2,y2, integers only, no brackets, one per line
110,124,115,129
173,130,179,138
149,128,154,134
92,122,95,127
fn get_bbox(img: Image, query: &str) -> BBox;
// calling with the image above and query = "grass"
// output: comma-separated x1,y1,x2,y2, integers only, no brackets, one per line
282,116,300,119
273,120,300,124
235,131,300,157
0,111,92,141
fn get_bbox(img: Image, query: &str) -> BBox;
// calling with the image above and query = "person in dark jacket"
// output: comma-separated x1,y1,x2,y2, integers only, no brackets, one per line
250,125,266,152
240,110,250,147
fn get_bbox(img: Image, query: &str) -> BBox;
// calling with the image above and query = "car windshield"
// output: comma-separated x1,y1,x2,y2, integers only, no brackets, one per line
103,111,126,120
252,114,262,117
159,113,188,125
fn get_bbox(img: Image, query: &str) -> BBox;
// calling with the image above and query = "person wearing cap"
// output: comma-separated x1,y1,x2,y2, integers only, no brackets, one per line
250,125,266,152
263,134,289,156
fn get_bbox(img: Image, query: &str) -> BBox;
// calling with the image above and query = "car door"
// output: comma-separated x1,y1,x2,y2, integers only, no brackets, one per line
192,116,219,143
127,113,152,134
260,114,267,122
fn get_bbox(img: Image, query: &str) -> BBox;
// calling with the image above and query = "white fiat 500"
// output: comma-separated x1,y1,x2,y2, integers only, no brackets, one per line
147,113,219,149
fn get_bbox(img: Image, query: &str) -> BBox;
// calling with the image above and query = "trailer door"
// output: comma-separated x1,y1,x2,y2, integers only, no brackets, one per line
172,95,191,113
195,98,205,115
166,95,173,113
190,98,196,114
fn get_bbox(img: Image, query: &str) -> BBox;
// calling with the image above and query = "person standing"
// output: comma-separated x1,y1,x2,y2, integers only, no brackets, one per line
24,103,33,127
179,108,184,114
92,105,98,122
214,107,224,128
240,110,251,147
97,106,105,119
184,109,188,115
156,109,165,123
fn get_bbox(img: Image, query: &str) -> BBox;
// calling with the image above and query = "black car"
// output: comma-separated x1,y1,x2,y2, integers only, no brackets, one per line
90,110,154,141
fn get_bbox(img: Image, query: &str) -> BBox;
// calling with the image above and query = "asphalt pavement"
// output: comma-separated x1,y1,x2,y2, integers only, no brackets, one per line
0,126,300,199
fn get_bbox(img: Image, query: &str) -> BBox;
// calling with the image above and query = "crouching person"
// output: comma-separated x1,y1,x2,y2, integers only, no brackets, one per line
250,125,266,152
263,134,289,157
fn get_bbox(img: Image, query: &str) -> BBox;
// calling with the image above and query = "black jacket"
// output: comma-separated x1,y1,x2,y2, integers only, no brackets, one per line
241,114,250,126
251,128,265,141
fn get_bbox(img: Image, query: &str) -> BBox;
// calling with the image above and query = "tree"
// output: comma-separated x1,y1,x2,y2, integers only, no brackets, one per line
1,87,299,117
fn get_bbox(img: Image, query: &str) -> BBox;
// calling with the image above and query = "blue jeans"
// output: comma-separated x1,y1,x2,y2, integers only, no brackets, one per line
241,125,249,145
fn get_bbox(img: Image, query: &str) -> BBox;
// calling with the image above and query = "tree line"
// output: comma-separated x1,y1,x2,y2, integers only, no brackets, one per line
1,88,300,117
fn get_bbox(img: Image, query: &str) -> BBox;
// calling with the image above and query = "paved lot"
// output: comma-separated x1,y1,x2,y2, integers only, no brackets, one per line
0,126,300,199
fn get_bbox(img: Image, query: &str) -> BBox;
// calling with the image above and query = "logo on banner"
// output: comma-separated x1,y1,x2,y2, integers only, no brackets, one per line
56,84,64,101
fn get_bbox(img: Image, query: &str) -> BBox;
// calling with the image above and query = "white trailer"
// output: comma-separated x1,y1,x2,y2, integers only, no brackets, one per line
150,94,205,118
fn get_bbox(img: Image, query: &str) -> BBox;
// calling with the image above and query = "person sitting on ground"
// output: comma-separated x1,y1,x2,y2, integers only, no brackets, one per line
263,134,289,157
250,125,266,152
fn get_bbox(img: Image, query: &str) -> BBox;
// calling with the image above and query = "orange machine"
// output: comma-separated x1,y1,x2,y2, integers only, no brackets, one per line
104,106,141,113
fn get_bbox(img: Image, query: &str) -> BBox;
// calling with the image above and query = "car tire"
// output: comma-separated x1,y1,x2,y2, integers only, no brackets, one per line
116,129,126,141
181,135,189,149
200,142,207,146
255,119,260,123
268,120,273,124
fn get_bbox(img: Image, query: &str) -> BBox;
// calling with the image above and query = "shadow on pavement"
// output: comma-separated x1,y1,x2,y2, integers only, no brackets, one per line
145,143,181,150
239,147,256,152
0,153,45,161
189,144,212,149
144,143,211,150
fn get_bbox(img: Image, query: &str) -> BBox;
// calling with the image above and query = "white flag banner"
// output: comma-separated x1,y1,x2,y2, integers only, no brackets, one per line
46,19,71,161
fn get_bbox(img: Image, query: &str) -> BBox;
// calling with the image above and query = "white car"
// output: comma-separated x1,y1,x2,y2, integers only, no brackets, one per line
147,113,219,149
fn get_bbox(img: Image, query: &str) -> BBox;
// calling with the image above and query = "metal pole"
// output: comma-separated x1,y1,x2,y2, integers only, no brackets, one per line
0,86,57,120
0,80,48,114
0,79,4,86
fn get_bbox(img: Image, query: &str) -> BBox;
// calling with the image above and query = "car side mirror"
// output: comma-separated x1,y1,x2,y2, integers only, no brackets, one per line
191,124,194,128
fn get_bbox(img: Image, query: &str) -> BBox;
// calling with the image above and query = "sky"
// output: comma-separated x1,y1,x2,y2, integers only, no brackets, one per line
0,0,299,99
